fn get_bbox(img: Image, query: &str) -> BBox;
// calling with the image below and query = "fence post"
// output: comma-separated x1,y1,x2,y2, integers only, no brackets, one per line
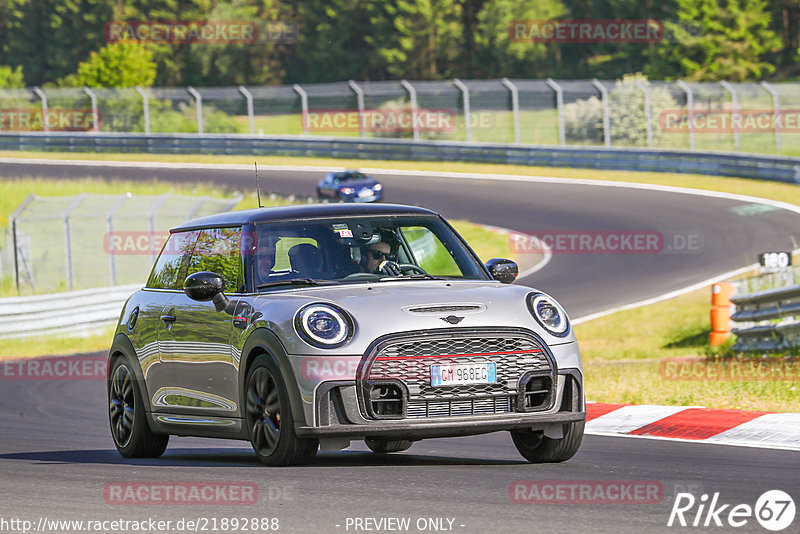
400,80,419,141
238,85,255,135
719,81,740,151
760,81,781,152
187,86,203,134
292,84,309,135
635,81,653,148
501,78,520,145
591,79,611,147
82,87,100,132
63,194,87,291
453,79,471,142
676,80,695,150
135,86,151,134
545,78,565,146
148,194,171,263
106,194,128,286
10,193,36,292
347,80,365,138
32,87,49,133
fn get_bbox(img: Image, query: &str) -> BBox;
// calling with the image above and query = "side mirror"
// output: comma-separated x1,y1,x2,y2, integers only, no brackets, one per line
184,270,225,299
485,258,518,284
185,271,234,313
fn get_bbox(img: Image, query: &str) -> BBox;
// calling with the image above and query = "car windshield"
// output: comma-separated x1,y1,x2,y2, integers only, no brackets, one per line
335,172,368,182
250,215,487,289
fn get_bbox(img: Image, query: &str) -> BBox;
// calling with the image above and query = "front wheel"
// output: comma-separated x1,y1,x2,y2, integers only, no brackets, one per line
108,357,169,458
364,438,413,453
511,421,584,463
245,355,318,466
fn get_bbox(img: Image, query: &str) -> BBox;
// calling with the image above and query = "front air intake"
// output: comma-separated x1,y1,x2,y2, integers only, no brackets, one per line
364,381,407,419
517,372,554,412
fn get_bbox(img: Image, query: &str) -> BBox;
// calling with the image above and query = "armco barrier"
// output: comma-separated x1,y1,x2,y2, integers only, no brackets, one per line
731,284,800,352
0,284,139,339
1,132,800,183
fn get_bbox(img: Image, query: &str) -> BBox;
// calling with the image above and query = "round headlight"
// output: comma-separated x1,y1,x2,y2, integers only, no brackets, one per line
528,293,569,336
296,304,352,347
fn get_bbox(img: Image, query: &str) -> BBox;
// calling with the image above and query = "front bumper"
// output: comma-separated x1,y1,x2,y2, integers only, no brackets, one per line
296,410,585,439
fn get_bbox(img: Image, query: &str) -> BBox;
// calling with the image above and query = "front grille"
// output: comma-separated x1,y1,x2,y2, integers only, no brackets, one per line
407,396,514,418
361,330,555,419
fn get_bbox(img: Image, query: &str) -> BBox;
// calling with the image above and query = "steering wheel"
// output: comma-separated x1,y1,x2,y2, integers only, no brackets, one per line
396,263,427,275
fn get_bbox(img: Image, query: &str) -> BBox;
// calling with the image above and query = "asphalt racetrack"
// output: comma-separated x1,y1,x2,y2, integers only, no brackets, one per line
1,159,798,533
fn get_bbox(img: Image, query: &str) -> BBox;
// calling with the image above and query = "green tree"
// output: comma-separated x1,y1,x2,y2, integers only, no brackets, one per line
286,0,393,82
473,0,566,78
61,41,157,87
2,0,114,85
647,0,781,80
378,0,463,79
0,65,25,88
188,0,292,86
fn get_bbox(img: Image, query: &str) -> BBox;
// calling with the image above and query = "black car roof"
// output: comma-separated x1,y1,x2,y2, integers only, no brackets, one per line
171,203,438,232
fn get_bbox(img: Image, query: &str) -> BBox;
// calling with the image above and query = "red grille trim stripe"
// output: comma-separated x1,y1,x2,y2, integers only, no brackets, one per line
375,349,543,361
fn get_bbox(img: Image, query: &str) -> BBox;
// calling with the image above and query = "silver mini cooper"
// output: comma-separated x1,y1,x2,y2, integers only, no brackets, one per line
108,203,585,465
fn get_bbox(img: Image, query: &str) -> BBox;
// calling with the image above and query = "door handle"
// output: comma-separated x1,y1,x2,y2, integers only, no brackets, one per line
160,315,177,324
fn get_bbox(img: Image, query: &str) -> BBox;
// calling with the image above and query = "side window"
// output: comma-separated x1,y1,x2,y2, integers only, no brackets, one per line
146,231,197,289
402,226,462,276
184,227,243,293
274,237,318,271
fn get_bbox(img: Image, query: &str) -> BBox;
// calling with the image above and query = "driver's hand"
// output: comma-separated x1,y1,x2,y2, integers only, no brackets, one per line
376,260,402,276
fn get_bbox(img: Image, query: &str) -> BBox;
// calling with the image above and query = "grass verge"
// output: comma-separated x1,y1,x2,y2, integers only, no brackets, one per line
0,326,116,361
575,286,800,412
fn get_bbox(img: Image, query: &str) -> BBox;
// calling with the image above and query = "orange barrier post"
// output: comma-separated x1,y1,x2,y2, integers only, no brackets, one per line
710,282,734,346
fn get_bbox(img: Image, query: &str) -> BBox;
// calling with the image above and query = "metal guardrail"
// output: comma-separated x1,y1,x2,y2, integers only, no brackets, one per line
2,132,800,183
0,284,139,339
731,284,800,352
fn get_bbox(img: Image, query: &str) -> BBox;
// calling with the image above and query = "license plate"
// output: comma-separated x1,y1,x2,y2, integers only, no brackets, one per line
358,189,373,198
431,362,497,386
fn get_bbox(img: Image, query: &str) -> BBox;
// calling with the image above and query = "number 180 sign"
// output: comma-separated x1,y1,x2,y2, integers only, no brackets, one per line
759,252,792,273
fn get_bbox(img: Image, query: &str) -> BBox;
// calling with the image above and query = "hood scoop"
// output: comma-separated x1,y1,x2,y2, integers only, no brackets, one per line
402,303,486,316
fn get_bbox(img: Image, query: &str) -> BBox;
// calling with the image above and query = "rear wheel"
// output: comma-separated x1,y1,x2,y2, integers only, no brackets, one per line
245,355,318,466
364,438,413,453
108,357,169,458
511,421,584,463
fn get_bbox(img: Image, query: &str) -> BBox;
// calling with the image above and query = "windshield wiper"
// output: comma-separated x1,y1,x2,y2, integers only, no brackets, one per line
377,274,446,281
257,278,339,289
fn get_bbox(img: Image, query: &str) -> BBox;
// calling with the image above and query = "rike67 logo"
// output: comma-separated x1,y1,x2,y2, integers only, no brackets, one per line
668,490,795,531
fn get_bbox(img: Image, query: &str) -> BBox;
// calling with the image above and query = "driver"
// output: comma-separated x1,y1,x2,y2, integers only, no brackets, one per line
361,233,402,276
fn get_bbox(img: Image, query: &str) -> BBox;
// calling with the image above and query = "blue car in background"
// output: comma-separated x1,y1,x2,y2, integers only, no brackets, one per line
316,170,384,203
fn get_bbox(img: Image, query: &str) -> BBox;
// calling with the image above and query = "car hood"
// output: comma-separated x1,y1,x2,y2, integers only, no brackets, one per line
249,280,575,355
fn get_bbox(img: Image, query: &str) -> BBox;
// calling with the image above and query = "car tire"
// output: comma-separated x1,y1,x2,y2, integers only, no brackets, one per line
245,355,318,466
108,356,169,458
364,438,413,453
510,421,584,463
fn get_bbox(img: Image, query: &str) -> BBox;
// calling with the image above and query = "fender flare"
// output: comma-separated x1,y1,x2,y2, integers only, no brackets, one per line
107,332,154,415
238,328,308,427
